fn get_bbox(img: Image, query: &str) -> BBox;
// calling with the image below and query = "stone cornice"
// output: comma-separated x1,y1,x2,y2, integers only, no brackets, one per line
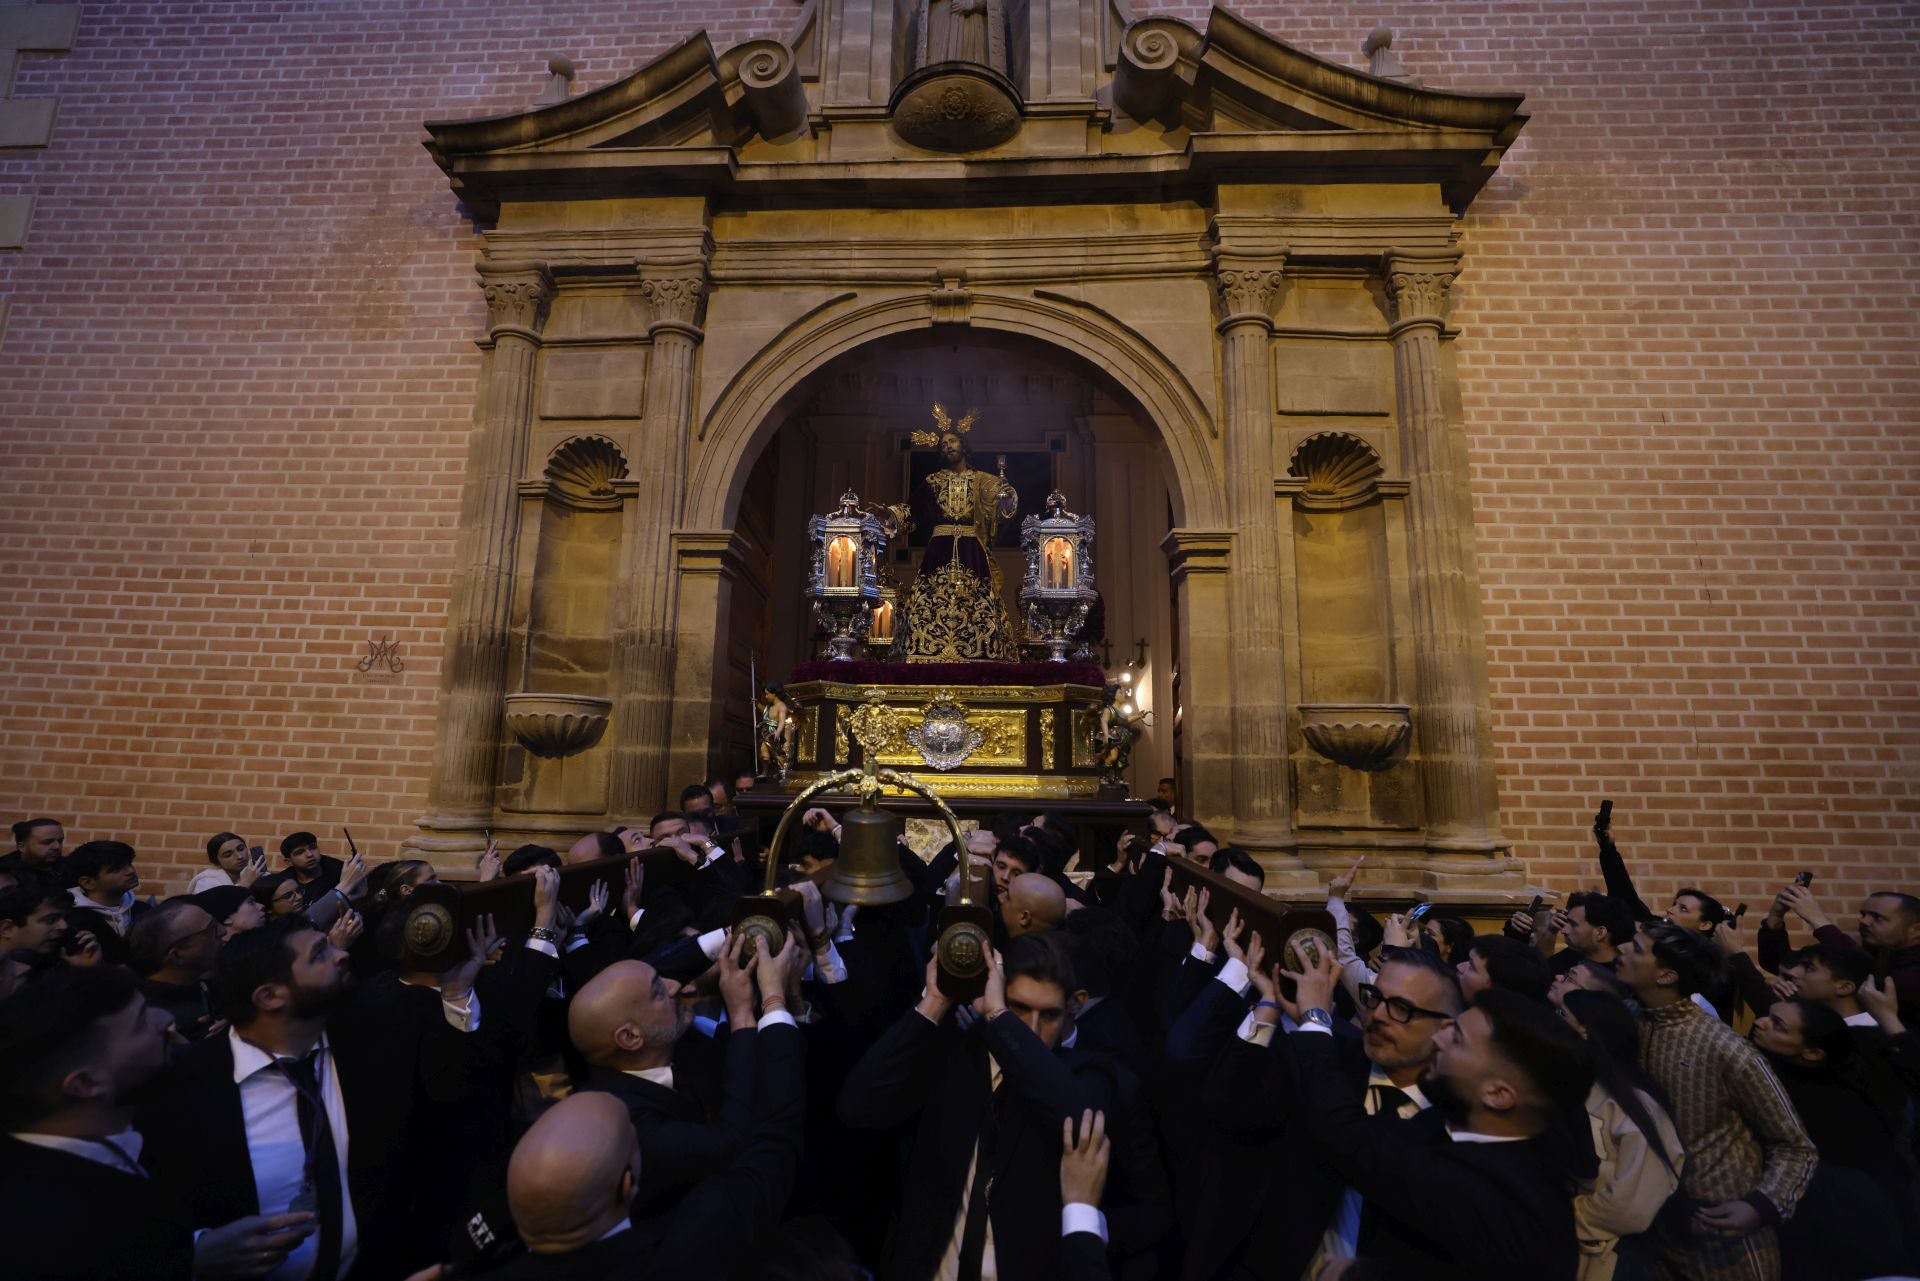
422,6,1528,225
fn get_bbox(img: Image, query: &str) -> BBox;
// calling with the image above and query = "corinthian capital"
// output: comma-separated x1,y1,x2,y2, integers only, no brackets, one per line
1211,249,1288,326
637,260,709,336
478,263,553,340
1382,249,1460,329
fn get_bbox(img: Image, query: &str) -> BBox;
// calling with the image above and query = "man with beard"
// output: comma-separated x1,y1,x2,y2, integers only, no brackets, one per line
137,914,492,1281
1278,943,1597,1279
1765,881,1920,1022
1,815,65,877
0,966,193,1280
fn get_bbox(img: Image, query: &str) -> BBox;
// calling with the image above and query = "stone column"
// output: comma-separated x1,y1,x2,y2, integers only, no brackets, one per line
608,259,708,822
1211,250,1295,847
1161,529,1235,829
417,262,552,849
664,530,755,792
1383,248,1494,847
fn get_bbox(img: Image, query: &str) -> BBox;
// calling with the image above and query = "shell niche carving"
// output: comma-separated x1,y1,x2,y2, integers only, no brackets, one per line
545,435,629,504
1288,432,1384,498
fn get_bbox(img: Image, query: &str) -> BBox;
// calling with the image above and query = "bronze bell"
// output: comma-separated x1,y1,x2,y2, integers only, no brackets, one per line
818,800,916,906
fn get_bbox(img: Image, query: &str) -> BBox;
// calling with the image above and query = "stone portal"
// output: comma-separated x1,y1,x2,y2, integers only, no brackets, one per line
414,0,1532,902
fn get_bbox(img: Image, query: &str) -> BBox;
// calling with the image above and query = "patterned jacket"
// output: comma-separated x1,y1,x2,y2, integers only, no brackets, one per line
1639,999,1817,1223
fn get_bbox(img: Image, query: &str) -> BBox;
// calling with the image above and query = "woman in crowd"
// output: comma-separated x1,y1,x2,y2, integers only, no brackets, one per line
1557,988,1683,1281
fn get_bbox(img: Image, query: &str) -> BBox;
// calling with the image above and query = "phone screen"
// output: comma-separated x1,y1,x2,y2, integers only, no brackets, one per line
249,845,264,861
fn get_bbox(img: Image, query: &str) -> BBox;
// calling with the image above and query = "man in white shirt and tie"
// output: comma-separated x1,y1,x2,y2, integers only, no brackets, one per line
138,913,492,1281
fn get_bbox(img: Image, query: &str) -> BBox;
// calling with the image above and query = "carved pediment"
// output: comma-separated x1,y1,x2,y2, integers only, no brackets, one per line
424,2,1525,220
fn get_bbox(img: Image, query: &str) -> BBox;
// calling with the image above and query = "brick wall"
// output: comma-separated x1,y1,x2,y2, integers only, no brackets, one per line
1,1,1913,917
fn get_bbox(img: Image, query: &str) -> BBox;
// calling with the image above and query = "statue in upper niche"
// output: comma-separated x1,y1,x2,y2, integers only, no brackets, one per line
920,0,1009,75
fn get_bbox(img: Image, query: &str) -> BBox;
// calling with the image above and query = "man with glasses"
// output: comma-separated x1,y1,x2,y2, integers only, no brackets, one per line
1179,942,1465,1281
128,899,224,1042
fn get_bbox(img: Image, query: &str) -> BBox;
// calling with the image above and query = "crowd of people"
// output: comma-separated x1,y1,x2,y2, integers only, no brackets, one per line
0,790,1916,1281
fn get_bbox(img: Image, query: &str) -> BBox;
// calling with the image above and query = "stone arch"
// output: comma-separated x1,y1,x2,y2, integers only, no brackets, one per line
686,289,1224,531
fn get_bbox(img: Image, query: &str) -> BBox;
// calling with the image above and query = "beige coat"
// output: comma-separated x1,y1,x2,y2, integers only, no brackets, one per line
1575,1083,1685,1281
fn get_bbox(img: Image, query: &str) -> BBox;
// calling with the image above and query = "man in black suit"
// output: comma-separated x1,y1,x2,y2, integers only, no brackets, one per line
1171,940,1464,1281
137,913,491,1281
838,931,1168,1281
571,931,793,1215
0,966,193,1280
1277,944,1596,1280
489,927,807,1281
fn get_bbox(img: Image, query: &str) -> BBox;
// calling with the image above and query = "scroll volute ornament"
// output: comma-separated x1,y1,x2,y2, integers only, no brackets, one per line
1382,249,1459,328
479,264,553,340
1213,251,1287,322
636,264,708,334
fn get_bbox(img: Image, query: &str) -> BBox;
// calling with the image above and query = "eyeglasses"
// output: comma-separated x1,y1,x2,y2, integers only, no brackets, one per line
1357,983,1454,1025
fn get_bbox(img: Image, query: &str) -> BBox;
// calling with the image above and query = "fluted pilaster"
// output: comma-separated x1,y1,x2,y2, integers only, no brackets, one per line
1212,248,1294,843
609,258,709,820
421,262,553,835
1383,247,1493,844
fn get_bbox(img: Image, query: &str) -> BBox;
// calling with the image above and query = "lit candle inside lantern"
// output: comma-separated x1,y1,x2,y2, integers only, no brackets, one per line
869,599,894,642
1044,537,1074,589
827,535,857,588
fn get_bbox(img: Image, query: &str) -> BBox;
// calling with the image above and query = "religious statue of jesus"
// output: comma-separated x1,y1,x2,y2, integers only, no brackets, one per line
881,404,1021,663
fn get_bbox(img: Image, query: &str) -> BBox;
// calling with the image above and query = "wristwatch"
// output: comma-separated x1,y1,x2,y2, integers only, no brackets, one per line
528,925,562,945
1301,1007,1334,1031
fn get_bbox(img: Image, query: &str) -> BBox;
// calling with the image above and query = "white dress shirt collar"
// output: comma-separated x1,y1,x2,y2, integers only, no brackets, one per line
8,1128,146,1175
624,1064,675,1091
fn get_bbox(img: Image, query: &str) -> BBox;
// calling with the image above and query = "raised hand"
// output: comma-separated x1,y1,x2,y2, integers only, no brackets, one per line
917,949,953,1023
238,852,267,888
1381,912,1415,949
1186,887,1218,954
443,914,499,1001
973,947,1008,1021
577,877,610,928
476,838,501,883
62,930,102,968
1767,973,1799,1002
755,927,802,1012
718,931,757,1027
1220,908,1248,963
1159,867,1183,921
1327,855,1365,900
1779,883,1833,930
337,852,369,896
531,864,560,931
1060,1110,1110,1208
328,909,364,951
795,878,829,941
621,856,645,921
1859,974,1903,1032
1281,936,1340,1016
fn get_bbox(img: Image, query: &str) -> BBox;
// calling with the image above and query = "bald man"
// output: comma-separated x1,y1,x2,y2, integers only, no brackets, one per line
572,942,793,1217
494,944,808,1280
1003,871,1067,940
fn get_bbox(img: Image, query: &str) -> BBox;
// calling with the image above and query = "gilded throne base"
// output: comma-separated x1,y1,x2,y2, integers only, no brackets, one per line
780,669,1109,799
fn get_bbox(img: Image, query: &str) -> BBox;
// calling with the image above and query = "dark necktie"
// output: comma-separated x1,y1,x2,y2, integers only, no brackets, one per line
281,1051,344,1281
955,1077,1005,1281
1370,1083,1413,1118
